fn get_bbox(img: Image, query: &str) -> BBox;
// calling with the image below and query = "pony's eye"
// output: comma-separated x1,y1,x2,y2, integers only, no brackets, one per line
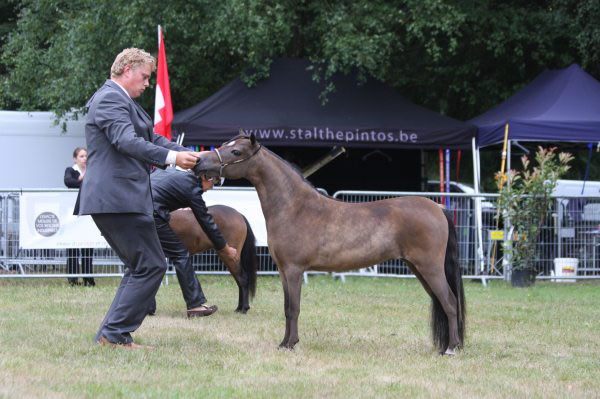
232,150,242,156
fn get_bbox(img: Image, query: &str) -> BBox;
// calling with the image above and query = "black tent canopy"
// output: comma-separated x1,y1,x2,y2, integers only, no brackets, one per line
173,59,476,149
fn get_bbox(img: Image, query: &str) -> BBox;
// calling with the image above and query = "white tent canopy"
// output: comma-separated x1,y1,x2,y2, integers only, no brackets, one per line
0,111,86,188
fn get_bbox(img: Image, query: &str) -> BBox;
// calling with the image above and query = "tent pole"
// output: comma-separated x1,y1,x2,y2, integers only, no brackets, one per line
503,140,512,281
439,149,445,203
499,123,510,183
454,150,462,224
582,143,593,194
445,149,450,208
420,150,426,191
472,137,486,285
490,123,510,274
302,146,346,178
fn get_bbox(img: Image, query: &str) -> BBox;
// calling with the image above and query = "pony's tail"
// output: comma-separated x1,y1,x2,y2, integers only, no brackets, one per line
241,215,257,298
432,210,466,352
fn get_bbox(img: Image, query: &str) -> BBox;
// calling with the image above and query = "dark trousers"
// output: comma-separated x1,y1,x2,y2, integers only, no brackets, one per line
67,248,94,285
153,216,206,310
92,213,167,344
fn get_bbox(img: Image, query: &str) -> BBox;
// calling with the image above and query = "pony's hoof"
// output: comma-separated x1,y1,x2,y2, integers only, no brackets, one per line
443,348,457,356
278,341,297,350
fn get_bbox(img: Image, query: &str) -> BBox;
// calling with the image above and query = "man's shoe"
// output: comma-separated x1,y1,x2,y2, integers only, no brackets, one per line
187,304,218,318
98,335,150,350
147,301,156,316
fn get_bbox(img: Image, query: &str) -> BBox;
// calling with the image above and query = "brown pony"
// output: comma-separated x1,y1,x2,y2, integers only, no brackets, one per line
169,205,257,313
195,135,465,355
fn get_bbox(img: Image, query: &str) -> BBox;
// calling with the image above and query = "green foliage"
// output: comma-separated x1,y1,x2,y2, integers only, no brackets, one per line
0,0,301,117
305,0,466,104
0,0,599,125
496,147,573,271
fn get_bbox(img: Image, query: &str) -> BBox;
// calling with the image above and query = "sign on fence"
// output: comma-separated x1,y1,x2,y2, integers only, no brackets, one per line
19,192,107,249
18,188,269,249
202,188,268,246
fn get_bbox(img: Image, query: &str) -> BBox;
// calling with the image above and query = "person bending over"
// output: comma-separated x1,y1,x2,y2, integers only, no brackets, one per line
149,167,239,317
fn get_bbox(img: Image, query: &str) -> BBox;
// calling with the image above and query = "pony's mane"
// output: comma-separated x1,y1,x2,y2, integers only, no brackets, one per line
229,134,250,142
228,134,331,198
264,146,331,198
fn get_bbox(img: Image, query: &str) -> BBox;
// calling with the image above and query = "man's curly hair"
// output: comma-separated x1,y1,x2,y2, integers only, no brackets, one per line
110,48,156,77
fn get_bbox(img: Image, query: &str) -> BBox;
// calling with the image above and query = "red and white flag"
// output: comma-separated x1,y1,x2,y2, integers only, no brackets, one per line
154,25,173,140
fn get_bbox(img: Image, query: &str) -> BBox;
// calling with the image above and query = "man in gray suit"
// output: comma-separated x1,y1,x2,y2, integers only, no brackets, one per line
78,48,200,349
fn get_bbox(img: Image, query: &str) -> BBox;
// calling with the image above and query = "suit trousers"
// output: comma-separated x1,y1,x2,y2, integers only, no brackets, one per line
154,216,207,309
92,213,167,344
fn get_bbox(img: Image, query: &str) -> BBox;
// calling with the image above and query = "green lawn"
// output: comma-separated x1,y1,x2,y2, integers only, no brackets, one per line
0,275,598,398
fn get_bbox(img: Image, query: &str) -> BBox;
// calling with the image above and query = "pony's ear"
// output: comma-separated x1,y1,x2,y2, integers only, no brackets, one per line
250,133,256,145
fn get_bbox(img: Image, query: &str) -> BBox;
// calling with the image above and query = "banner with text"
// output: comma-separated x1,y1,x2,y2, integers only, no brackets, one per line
19,192,108,249
18,189,268,249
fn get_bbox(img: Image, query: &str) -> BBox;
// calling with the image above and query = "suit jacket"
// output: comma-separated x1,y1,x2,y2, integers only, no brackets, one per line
151,168,227,250
77,80,185,215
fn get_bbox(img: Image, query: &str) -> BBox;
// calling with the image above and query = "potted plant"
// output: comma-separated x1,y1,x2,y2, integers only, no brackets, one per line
495,147,573,287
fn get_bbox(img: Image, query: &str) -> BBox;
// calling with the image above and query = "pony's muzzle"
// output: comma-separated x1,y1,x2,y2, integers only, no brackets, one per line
192,151,221,178
191,159,204,177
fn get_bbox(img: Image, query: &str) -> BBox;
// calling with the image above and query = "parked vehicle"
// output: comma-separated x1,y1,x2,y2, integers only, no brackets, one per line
425,180,497,269
554,179,600,197
553,180,600,224
425,180,495,211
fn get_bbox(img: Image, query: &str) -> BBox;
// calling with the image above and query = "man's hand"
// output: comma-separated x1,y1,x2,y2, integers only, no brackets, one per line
217,245,240,267
175,151,200,169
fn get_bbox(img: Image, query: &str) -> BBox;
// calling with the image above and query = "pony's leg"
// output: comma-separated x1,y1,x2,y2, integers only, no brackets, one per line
235,282,244,313
410,264,458,354
236,284,242,312
239,261,250,313
227,270,243,312
408,264,434,298
238,282,250,313
421,269,459,354
220,247,248,313
232,269,249,313
278,269,291,347
281,266,303,349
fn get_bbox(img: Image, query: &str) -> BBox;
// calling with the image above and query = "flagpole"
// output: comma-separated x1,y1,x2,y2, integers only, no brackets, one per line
154,24,173,141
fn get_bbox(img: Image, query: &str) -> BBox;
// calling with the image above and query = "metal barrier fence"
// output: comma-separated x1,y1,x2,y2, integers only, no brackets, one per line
0,190,278,279
2,189,600,281
331,190,496,278
332,191,600,280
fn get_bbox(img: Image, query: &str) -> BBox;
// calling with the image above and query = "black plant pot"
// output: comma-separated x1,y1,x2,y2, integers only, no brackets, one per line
511,269,536,287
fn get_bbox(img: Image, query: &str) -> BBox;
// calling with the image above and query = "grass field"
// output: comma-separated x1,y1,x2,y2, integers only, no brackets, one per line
0,275,599,398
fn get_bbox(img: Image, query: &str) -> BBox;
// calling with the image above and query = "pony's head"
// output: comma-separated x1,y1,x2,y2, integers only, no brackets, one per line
193,133,262,180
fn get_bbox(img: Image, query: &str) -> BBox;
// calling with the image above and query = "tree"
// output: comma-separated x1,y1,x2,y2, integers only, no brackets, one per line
0,0,299,119
1,0,599,128
0,0,21,109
